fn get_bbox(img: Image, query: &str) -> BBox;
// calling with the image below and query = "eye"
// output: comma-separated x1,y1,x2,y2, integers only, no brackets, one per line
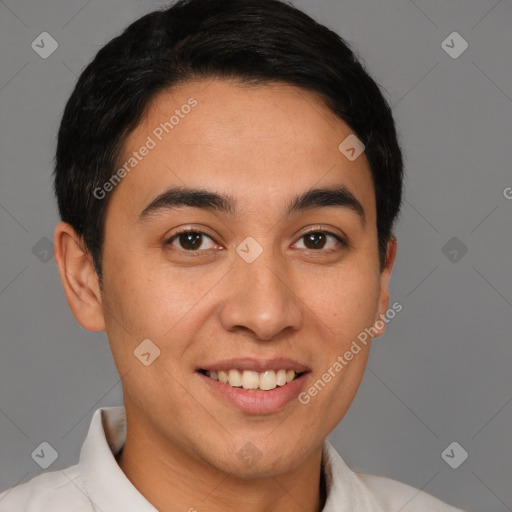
165,227,347,254
166,229,218,252
293,229,347,251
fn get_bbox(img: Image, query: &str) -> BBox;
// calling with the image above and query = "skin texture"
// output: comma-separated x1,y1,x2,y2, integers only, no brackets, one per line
54,78,397,512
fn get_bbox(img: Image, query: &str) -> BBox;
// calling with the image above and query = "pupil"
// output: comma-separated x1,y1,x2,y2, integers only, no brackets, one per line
180,232,201,250
306,232,325,249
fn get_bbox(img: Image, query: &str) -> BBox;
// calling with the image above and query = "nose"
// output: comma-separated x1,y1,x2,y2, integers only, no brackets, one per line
218,249,304,341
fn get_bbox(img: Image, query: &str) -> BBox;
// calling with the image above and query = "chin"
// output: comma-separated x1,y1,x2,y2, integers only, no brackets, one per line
214,437,314,478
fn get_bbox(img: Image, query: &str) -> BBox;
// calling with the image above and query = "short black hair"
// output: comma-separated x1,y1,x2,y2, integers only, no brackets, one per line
54,0,403,283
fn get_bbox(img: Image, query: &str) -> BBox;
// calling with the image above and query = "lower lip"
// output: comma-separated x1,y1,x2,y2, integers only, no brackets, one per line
196,371,309,414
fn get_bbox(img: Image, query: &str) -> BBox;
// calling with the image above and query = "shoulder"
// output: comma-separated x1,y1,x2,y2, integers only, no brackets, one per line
0,464,93,512
322,440,466,512
355,471,466,512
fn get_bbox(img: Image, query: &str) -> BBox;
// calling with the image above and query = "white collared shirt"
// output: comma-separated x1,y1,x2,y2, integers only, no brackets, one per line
0,406,465,511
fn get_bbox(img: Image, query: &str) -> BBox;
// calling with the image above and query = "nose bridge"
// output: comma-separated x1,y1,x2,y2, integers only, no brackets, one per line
218,241,303,340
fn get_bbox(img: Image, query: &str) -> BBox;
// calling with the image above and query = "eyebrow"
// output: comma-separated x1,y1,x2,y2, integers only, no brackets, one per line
138,185,365,224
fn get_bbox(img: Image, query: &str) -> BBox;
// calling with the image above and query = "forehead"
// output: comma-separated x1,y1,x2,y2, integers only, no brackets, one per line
109,78,376,223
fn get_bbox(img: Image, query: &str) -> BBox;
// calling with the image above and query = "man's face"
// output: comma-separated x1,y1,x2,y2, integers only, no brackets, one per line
97,78,394,476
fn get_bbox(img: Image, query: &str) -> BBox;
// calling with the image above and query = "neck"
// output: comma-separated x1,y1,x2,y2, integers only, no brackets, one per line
116,415,326,512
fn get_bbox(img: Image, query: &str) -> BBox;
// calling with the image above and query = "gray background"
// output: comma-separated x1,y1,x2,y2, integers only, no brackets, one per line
0,0,511,510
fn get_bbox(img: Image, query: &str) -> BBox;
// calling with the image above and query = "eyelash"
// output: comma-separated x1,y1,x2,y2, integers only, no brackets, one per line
165,227,348,254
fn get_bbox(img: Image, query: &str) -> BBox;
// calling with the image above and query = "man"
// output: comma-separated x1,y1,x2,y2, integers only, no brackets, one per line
0,0,466,510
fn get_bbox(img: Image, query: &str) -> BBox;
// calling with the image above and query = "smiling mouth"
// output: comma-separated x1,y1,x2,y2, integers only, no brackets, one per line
198,368,306,391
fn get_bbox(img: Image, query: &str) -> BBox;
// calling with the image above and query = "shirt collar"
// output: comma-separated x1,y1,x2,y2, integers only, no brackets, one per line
80,406,364,512
79,406,158,511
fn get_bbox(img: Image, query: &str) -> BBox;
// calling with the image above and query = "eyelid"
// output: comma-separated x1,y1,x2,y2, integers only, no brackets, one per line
295,226,349,249
165,226,220,249
165,224,349,253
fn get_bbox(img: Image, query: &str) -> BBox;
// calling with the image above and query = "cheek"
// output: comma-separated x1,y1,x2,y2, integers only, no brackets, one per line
101,249,226,349
300,271,379,424
303,263,381,339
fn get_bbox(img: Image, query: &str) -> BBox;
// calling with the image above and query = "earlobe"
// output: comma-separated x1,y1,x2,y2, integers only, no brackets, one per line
53,222,106,332
373,236,398,338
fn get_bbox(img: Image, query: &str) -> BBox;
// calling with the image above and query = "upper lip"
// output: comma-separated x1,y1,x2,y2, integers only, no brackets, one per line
198,357,310,373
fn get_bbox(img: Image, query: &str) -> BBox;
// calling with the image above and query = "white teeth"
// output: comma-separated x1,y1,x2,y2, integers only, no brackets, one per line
228,369,242,387
241,370,260,390
276,369,287,386
259,370,277,391
205,369,299,390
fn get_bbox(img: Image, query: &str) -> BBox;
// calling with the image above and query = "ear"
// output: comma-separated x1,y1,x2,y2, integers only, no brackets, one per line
54,221,106,331
372,236,398,338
